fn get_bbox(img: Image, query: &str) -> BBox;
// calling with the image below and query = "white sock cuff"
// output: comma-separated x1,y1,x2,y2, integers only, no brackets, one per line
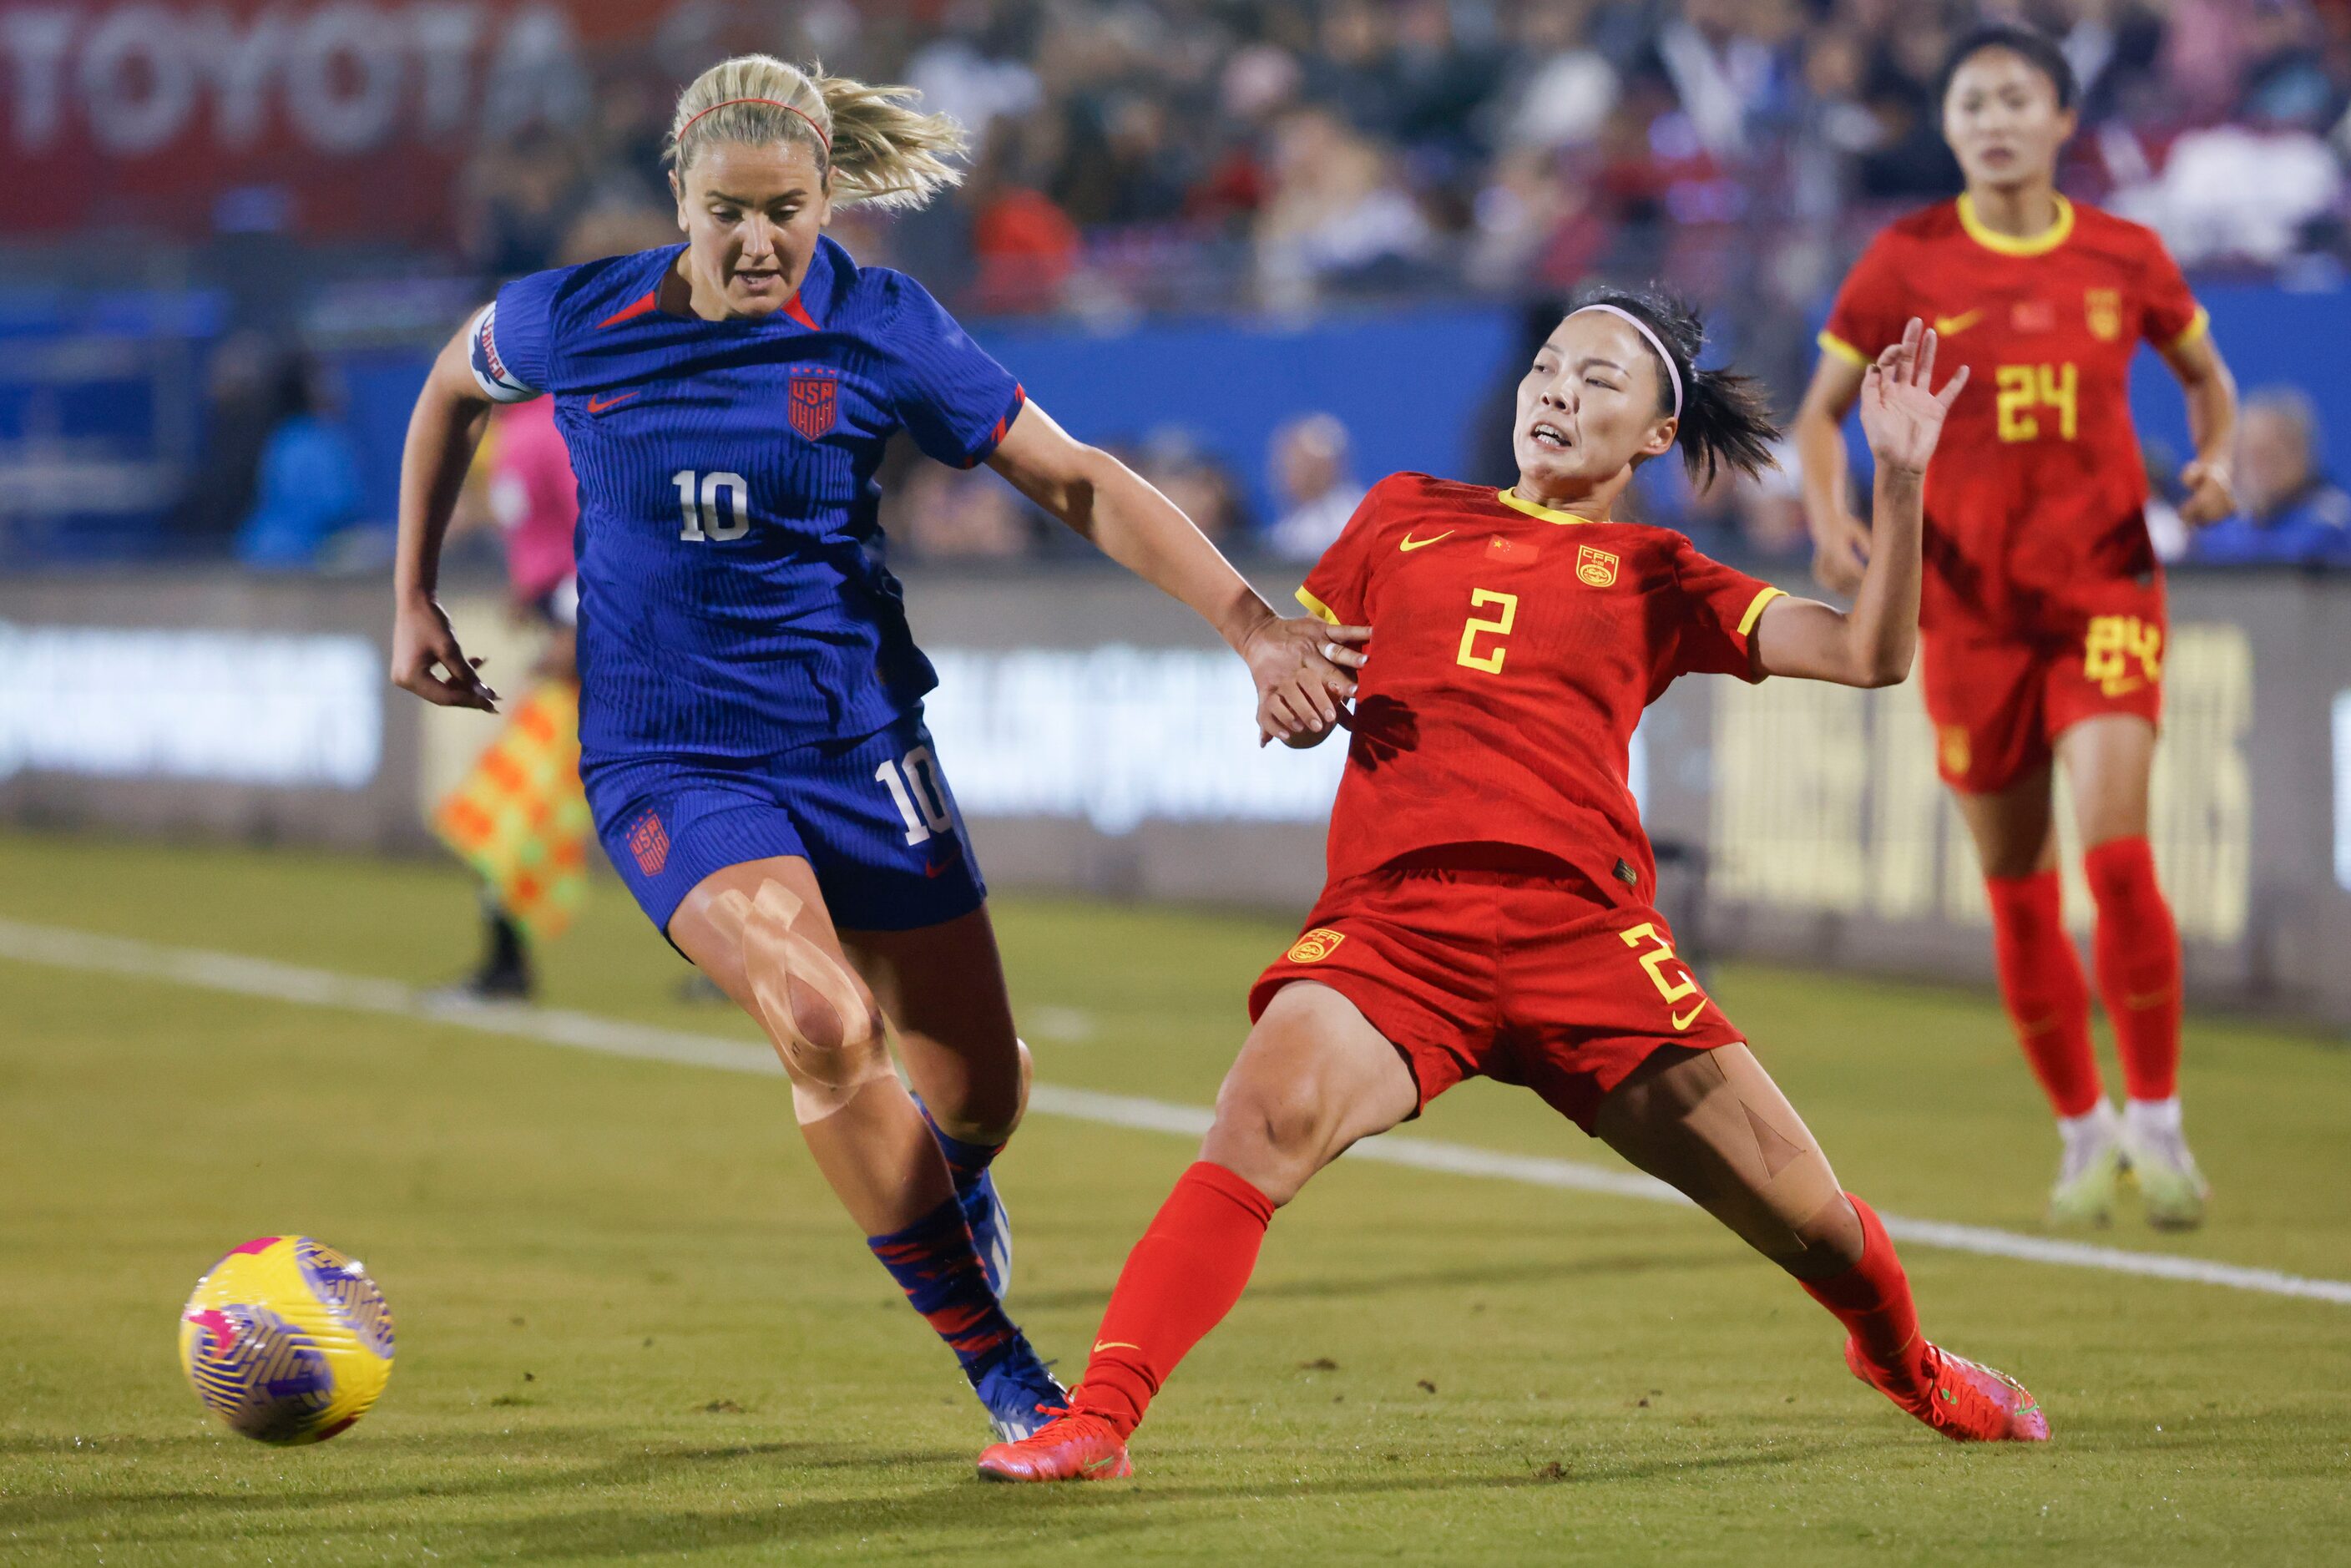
2058,1100,2118,1143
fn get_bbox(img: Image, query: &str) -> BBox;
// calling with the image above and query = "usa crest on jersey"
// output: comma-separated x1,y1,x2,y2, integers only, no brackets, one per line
790,367,839,439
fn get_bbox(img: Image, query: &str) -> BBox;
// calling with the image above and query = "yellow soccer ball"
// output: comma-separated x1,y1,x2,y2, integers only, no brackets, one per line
178,1237,395,1444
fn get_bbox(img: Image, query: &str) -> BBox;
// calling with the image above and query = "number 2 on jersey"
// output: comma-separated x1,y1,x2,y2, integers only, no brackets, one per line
673,469,751,542
1455,588,1519,674
1620,922,1706,1031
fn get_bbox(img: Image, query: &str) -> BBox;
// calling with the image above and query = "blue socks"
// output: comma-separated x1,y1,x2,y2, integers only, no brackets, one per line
865,1196,1014,1375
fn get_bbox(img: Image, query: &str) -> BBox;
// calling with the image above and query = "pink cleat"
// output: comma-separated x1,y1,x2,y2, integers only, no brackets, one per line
976,1408,1134,1482
1846,1338,2050,1443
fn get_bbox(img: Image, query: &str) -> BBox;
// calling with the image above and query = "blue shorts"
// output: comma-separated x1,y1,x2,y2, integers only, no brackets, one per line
582,711,987,939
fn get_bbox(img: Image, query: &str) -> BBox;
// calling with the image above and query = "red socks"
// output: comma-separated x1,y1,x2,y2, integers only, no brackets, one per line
1074,1161,1276,1438
1800,1193,1930,1393
1984,869,2101,1118
2083,836,2182,1103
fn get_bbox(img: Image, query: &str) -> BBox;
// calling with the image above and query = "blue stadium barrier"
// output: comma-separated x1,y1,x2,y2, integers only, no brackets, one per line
18,282,2351,561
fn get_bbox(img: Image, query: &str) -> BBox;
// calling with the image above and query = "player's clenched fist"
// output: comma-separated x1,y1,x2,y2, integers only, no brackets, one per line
1858,317,1969,477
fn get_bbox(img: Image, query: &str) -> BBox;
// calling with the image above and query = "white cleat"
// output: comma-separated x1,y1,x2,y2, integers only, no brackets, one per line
2047,1100,2124,1228
2120,1099,2210,1231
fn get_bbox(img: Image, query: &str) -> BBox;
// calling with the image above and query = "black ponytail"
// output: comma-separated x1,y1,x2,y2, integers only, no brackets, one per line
1570,285,1778,486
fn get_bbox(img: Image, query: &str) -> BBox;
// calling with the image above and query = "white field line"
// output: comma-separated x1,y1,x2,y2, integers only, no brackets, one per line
5,917,2348,1309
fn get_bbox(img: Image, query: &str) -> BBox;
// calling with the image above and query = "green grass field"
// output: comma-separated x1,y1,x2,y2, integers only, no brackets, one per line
2,829,2347,1565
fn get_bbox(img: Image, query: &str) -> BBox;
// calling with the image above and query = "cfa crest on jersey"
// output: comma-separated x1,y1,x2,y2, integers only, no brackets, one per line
2085,288,2122,341
1576,544,1620,588
790,367,839,440
1287,928,1345,964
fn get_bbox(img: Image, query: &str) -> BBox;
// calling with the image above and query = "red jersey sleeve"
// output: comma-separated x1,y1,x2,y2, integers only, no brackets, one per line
2136,230,2207,351
1295,481,1387,626
1818,231,1907,370
1669,537,1786,683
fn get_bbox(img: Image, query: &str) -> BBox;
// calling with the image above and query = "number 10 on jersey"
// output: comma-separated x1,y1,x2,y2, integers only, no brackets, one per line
877,746,953,845
673,469,750,541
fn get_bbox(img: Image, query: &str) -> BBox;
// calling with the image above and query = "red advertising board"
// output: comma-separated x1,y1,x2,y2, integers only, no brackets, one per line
0,2,711,241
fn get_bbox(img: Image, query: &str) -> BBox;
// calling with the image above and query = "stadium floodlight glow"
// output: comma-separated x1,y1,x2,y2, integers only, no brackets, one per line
0,623,382,789
923,647,1346,836
923,645,1646,836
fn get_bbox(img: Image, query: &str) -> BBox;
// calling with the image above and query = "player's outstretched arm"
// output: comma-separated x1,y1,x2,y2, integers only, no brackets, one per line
1753,319,1965,689
987,402,1369,742
2163,327,2239,527
391,321,500,712
1792,352,1872,599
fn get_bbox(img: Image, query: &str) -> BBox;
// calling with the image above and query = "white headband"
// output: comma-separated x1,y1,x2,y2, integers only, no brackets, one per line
1568,303,1682,418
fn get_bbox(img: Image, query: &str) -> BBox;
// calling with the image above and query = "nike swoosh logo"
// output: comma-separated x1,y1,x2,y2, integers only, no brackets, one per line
1082,1454,1120,1473
1398,530,1454,552
1671,1003,1705,1031
1931,310,1983,337
586,392,638,414
923,847,963,879
1092,1341,1141,1354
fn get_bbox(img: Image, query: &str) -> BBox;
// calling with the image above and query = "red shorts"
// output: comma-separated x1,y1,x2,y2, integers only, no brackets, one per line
1920,578,2166,794
1246,857,1746,1134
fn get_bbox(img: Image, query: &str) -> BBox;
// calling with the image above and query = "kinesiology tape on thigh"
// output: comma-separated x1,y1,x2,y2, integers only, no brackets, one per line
715,882,892,1125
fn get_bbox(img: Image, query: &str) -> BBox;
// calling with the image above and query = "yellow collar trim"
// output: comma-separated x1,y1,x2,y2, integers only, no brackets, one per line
1497,488,1600,526
1956,191,2074,258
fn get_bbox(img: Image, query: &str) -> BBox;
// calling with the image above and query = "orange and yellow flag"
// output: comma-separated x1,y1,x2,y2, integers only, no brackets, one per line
432,682,593,946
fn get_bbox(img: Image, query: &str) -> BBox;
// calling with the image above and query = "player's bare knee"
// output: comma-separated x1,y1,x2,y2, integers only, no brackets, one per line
1203,1081,1325,1206
1212,1073,1321,1159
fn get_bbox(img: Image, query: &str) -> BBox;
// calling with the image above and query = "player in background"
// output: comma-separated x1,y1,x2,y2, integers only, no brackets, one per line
389,54,1364,1439
979,298,2046,1485
1792,24,2238,1230
428,393,587,1002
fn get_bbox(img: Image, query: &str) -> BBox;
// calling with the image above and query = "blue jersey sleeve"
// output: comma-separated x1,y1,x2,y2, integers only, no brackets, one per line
466,269,566,403
877,274,1026,468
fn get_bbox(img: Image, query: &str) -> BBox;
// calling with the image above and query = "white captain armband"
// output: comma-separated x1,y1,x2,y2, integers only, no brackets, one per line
466,302,537,403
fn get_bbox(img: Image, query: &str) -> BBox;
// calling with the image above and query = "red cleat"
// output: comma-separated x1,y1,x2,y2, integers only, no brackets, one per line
975,1409,1134,1483
1845,1338,2050,1443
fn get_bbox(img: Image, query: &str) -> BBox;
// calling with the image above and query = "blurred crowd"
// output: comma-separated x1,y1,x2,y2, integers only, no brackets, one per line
428,0,2351,566
470,0,2351,323
136,0,2351,571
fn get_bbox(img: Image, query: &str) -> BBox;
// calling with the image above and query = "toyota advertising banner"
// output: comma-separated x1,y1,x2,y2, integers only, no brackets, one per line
0,1,864,240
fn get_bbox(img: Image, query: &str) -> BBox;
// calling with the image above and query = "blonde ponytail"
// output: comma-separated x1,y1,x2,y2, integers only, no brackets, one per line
667,54,968,212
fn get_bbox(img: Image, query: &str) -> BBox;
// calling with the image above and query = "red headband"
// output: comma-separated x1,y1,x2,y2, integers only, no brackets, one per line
676,96,831,152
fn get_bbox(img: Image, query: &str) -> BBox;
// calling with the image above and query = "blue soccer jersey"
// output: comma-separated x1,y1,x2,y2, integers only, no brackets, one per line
467,235,1025,763
465,236,1019,936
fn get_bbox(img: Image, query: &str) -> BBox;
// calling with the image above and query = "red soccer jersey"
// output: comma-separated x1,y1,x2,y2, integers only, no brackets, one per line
1297,473,1784,906
1820,195,2206,633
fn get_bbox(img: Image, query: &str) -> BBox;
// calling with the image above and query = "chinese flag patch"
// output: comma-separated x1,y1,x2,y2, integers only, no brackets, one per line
1485,534,1538,564
625,810,670,876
